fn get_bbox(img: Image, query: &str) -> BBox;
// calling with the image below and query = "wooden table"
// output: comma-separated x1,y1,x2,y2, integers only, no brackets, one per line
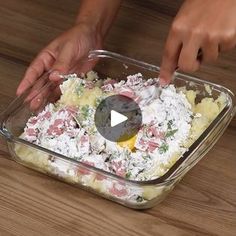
0,1,235,235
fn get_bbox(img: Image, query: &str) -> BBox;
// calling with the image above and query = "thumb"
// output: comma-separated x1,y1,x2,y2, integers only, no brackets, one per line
49,42,77,81
159,35,181,86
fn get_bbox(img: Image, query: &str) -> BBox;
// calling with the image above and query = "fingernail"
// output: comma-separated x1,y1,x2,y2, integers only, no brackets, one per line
16,89,22,96
159,77,169,87
49,71,61,81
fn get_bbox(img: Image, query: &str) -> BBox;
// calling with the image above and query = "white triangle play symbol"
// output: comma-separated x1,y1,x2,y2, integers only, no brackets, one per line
111,110,128,127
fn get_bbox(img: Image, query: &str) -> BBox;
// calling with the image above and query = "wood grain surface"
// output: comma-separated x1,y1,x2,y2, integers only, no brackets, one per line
0,1,235,235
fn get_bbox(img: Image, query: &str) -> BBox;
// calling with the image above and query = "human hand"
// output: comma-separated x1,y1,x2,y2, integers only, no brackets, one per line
160,0,236,85
17,22,101,96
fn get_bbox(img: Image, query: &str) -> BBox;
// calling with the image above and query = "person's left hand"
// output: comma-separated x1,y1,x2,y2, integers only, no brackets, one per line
160,0,236,85
16,22,102,110
17,22,101,96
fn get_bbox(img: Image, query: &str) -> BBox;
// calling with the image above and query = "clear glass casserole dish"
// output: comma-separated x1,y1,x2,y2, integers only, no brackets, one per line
0,50,235,209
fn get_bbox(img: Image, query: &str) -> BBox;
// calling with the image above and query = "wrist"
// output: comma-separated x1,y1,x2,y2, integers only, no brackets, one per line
75,0,122,39
74,18,103,50
75,15,102,38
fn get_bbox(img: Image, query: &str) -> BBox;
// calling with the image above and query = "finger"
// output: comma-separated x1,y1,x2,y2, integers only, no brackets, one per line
49,42,78,81
17,51,55,96
25,74,48,103
201,42,219,63
70,58,99,75
24,71,55,109
48,86,62,103
159,31,182,86
178,37,201,72
219,37,236,52
29,81,61,111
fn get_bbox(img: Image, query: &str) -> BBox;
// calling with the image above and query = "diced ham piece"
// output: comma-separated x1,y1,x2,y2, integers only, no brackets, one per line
95,173,107,181
25,128,38,137
58,107,76,117
85,81,95,89
37,110,52,121
47,118,64,136
41,111,52,119
147,126,165,139
79,135,89,147
24,128,38,142
135,136,148,152
111,161,126,177
118,87,136,99
147,141,159,152
135,125,164,152
127,75,142,86
65,106,78,114
109,183,128,197
77,161,94,175
101,84,113,92
28,117,38,125
64,118,76,128
66,129,78,137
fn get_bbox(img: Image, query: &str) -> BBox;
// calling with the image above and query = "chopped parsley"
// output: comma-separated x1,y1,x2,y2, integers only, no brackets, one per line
125,171,132,179
136,196,144,202
95,97,103,106
143,155,150,160
159,143,169,154
166,129,178,138
167,120,173,129
76,84,84,96
81,105,90,119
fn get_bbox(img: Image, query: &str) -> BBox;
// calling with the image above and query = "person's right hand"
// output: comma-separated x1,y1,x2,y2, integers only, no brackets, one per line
159,0,236,85
16,22,102,96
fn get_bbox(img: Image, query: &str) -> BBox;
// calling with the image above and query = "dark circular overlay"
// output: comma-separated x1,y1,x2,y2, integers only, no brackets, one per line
94,95,142,142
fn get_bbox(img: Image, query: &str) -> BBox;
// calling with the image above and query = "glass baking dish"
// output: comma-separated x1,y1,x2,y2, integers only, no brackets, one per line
0,50,235,209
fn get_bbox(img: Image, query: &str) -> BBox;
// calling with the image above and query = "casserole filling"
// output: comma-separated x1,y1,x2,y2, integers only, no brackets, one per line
18,72,226,181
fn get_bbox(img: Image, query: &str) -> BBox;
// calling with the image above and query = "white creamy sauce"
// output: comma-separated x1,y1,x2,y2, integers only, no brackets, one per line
23,73,193,181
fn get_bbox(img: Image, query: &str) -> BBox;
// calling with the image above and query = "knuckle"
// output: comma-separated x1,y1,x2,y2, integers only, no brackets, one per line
171,20,187,35
40,49,54,59
222,30,236,43
205,29,229,44
205,33,219,43
206,30,235,44
189,28,205,39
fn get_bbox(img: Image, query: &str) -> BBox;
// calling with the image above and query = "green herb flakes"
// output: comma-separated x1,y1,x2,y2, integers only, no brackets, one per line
159,143,169,154
81,105,90,119
125,171,132,179
166,129,178,138
136,196,144,202
76,84,84,96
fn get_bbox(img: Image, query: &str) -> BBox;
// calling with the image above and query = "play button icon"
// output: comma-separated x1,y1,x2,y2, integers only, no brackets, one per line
95,95,142,142
111,110,128,127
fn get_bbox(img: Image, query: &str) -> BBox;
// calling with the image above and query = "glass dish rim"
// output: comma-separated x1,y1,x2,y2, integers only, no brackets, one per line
0,49,235,186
